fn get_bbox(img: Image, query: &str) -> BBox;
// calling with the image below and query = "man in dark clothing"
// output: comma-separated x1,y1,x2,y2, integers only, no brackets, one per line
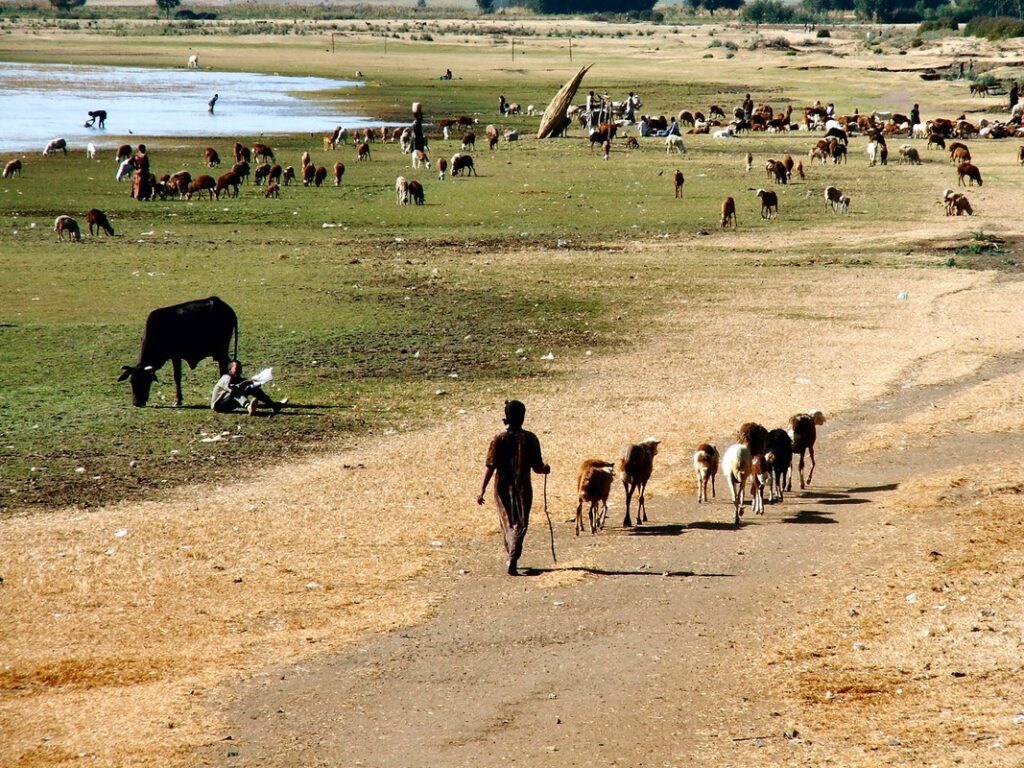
477,400,550,576
910,103,921,127
1010,83,1019,112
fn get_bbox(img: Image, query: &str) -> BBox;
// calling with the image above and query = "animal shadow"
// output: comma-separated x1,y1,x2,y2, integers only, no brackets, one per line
782,509,837,524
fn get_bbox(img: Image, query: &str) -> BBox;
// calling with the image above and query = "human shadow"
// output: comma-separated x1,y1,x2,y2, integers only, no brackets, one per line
782,509,837,524
521,566,733,579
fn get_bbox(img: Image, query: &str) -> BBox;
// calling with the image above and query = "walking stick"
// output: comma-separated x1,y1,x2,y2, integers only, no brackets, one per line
544,473,557,564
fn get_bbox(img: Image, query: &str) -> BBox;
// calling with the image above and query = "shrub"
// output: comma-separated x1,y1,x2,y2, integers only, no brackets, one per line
740,0,794,24
816,28,830,38
918,17,957,34
910,36,923,47
964,15,1024,41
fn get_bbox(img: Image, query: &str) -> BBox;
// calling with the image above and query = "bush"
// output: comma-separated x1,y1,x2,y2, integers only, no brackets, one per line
964,15,1024,41
175,9,217,20
910,36,923,47
816,28,830,37
527,0,658,14
917,17,958,34
740,0,794,24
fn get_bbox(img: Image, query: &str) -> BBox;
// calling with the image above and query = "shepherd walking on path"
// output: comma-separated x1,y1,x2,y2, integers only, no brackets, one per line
477,400,550,576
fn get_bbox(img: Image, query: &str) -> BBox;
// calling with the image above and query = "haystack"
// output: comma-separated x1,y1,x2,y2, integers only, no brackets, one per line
537,64,592,139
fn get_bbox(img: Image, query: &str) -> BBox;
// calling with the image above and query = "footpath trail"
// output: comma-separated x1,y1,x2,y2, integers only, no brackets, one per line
203,271,1024,768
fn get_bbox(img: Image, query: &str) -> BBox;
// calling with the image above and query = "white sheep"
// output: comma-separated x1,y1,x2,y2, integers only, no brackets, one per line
713,127,736,139
395,176,409,206
86,143,97,159
665,135,686,155
526,105,537,116
722,443,752,525
866,140,880,167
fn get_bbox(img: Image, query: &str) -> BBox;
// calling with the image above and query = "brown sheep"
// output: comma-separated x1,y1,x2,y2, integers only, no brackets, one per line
461,131,476,151
323,135,335,151
721,196,737,228
333,161,345,186
737,422,768,457
168,171,191,197
86,209,114,236
948,142,969,163
54,215,80,242
233,142,251,164
253,163,272,186
957,162,983,186
788,410,826,490
231,161,250,184
576,459,615,535
300,151,311,168
313,166,327,187
252,144,276,162
437,157,448,181
408,179,425,205
625,136,639,150
3,158,22,178
756,188,779,219
673,170,684,198
450,153,477,177
204,147,221,167
282,166,295,186
357,142,371,161
116,144,132,163
693,443,719,503
302,164,316,186
264,182,280,199
362,127,374,143
187,175,216,200
269,164,283,185
618,437,660,528
215,171,241,199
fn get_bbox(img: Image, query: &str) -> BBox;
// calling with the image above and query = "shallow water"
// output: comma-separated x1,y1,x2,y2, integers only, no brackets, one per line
0,62,378,152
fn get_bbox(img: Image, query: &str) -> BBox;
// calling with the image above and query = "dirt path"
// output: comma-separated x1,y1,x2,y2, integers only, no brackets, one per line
203,345,1024,767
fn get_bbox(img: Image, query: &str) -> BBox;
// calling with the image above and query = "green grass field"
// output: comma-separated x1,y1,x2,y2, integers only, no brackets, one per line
1,21,1015,511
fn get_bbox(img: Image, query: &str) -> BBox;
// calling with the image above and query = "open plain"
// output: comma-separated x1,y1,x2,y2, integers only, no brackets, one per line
2,16,1024,767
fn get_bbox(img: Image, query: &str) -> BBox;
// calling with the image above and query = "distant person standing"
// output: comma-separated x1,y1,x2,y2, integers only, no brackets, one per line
910,103,921,127
477,400,550,576
498,94,507,115
131,144,151,201
742,93,754,121
208,93,219,114
1010,83,1019,113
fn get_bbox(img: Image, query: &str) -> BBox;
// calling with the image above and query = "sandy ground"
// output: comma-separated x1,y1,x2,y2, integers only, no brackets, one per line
4,249,1024,766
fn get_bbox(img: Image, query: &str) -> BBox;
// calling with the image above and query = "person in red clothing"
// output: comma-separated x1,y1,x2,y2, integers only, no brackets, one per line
477,400,550,576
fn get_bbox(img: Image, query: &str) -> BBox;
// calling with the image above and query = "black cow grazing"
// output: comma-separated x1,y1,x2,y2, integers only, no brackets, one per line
118,296,238,407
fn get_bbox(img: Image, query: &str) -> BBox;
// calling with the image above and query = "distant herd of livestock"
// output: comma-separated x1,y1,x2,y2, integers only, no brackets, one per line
575,410,826,533
3,94,1023,240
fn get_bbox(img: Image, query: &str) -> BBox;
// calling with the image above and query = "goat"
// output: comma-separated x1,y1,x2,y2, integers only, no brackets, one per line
85,208,114,236
665,135,686,154
927,133,946,150
116,144,132,163
766,159,788,185
722,443,752,526
788,410,825,490
116,158,136,182
54,215,80,242
957,162,982,186
357,142,371,161
3,159,22,178
187,175,216,200
756,188,779,219
576,459,615,535
693,443,719,503
526,104,537,116
204,147,221,167
764,428,792,503
504,129,519,143
1019,145,1024,166
673,170,684,198
264,182,280,198
333,162,345,186
618,437,660,527
721,196,737,228
795,161,805,180
187,53,199,69
837,194,850,213
437,157,448,181
408,179,424,205
332,126,348,146
945,191,973,216
323,135,335,151
300,150,311,168
450,153,477,177
43,138,68,156
395,176,410,205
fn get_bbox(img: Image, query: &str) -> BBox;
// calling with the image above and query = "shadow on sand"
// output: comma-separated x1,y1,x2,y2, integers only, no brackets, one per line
521,566,733,578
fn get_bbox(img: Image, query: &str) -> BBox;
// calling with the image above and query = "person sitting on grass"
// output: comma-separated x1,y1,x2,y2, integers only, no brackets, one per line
210,360,287,416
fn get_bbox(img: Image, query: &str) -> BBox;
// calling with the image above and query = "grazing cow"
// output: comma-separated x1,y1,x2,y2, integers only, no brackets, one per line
357,142,371,161
693,443,719,503
86,208,114,237
283,166,296,185
618,437,660,527
43,138,68,156
252,143,274,162
253,163,272,186
721,196,737,228
957,162,983,186
3,159,22,178
450,153,477,176
788,410,826,490
576,459,615,535
333,161,345,186
118,296,238,408
437,157,448,181
188,53,199,69
756,188,779,219
673,169,684,198
54,215,80,242
205,147,221,167
187,175,216,200
408,179,425,205
302,164,316,186
264,182,280,199
396,176,410,205
215,171,241,199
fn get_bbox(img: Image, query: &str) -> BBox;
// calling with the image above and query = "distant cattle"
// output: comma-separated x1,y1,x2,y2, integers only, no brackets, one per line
118,296,238,407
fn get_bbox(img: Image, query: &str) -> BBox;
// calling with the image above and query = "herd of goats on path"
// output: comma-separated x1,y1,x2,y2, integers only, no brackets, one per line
3,80,1023,239
577,411,826,535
